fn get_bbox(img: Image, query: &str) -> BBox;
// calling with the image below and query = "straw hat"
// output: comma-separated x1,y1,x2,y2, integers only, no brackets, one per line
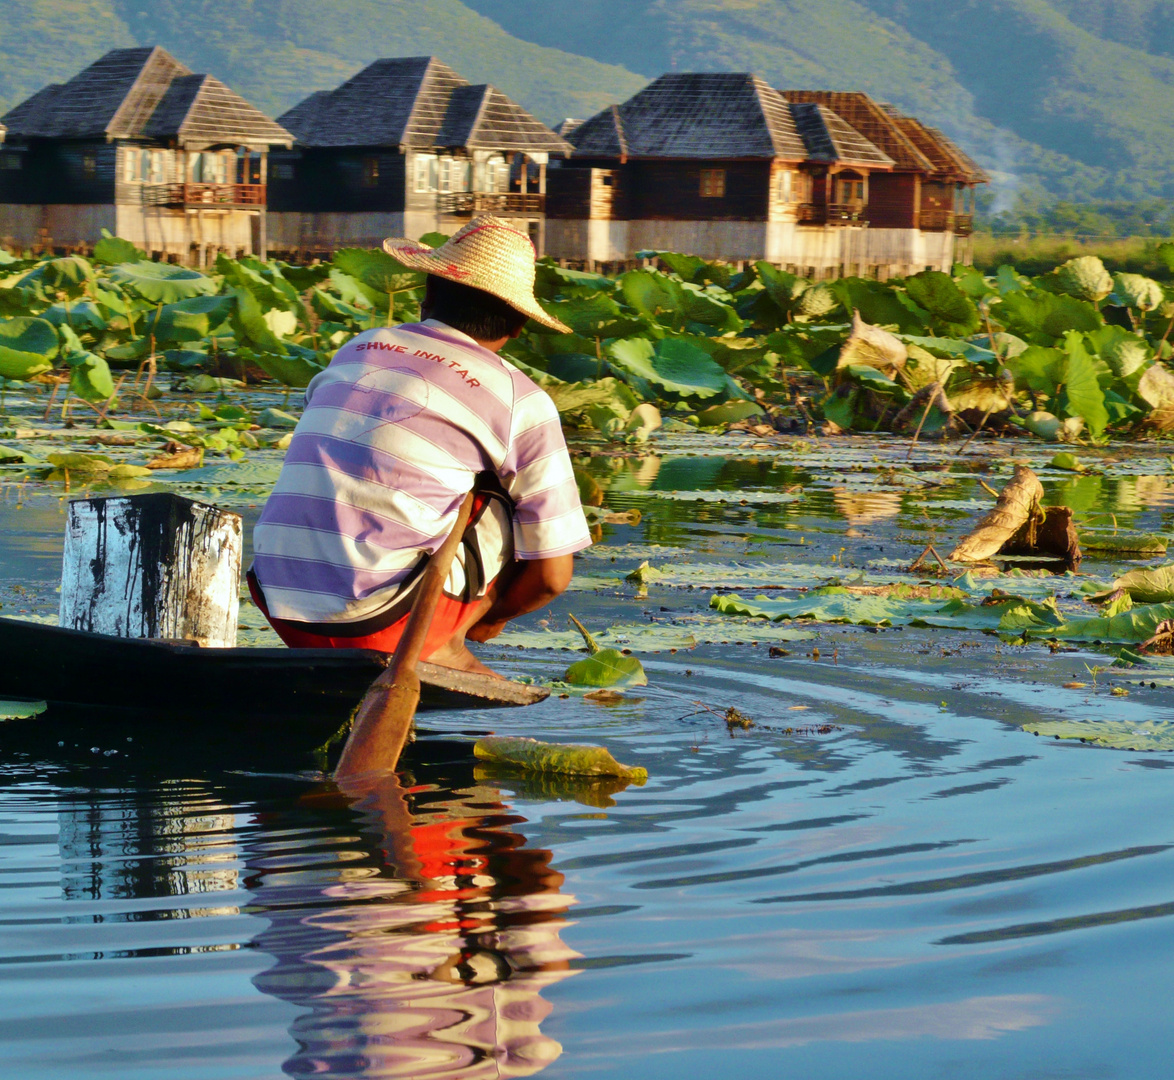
383,215,571,334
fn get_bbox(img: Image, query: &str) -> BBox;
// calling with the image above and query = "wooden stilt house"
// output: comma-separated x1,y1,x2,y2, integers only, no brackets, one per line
266,57,572,258
546,73,897,274
0,47,293,262
547,75,988,276
785,90,988,273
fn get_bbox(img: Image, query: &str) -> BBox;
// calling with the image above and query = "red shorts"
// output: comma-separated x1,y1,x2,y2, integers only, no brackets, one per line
248,489,505,657
248,574,493,657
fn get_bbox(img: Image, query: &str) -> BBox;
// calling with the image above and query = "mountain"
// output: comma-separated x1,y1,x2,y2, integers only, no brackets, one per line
0,0,644,139
3,0,1174,205
462,0,1174,205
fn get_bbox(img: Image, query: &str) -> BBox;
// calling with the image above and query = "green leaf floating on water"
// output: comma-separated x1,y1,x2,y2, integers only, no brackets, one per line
1022,720,1174,751
1033,602,1174,643
1100,564,1174,603
0,699,46,720
473,736,648,782
563,613,648,686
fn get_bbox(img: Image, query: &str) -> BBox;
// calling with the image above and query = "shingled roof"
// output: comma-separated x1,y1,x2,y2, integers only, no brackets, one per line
784,91,934,173
790,102,893,169
878,105,989,184
0,46,291,148
142,74,291,148
436,85,570,153
570,73,808,160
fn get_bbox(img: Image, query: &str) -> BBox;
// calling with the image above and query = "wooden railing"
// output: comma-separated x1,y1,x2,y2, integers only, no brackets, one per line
141,183,267,208
436,192,545,215
917,209,974,235
797,202,869,226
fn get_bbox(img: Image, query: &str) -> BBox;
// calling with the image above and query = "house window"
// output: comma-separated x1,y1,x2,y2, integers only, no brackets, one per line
836,178,865,205
271,161,294,181
438,157,470,193
413,155,438,193
149,151,166,184
776,169,794,203
82,155,97,180
362,157,380,188
122,148,138,182
0,153,23,171
700,169,726,198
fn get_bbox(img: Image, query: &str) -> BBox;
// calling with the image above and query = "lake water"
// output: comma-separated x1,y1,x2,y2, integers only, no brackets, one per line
3,429,1174,1078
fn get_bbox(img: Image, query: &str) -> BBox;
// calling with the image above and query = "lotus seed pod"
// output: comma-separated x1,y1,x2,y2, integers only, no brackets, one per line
1112,273,1166,312
795,284,839,318
1055,256,1112,303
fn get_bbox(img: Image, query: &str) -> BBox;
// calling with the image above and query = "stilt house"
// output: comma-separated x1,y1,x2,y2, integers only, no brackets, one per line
0,47,293,262
547,75,988,276
267,57,573,257
785,90,988,271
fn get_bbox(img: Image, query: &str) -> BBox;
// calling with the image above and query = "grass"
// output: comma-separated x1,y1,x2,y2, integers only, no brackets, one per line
971,232,1174,279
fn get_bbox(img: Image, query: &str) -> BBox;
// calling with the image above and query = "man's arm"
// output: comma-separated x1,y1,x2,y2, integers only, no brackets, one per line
465,554,573,642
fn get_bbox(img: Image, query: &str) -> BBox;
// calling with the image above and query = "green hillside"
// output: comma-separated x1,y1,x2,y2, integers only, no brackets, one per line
464,0,1174,204
0,0,644,133
4,0,1174,206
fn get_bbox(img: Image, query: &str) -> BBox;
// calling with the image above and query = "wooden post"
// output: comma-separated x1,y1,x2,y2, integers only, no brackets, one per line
258,152,269,260
59,493,242,647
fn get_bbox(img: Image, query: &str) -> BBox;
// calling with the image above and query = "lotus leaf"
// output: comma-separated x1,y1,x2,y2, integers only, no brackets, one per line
332,248,422,295
40,300,106,335
1023,410,1084,442
564,647,648,687
473,736,648,782
1080,532,1167,555
256,407,299,429
904,270,980,335
65,350,114,402
1055,256,1113,303
696,400,765,426
248,345,324,389
1022,720,1174,751
1005,345,1065,398
997,290,1102,339
1087,325,1150,378
795,284,840,318
149,295,236,344
0,317,58,380
755,262,807,313
607,337,732,401
1101,564,1174,604
1059,332,1109,436
837,312,907,374
0,699,46,720
109,261,216,303
1033,601,1174,643
1111,273,1165,312
835,277,926,333
92,231,144,265
538,293,646,339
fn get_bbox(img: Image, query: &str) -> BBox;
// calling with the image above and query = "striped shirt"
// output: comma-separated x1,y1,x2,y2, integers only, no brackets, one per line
252,320,591,624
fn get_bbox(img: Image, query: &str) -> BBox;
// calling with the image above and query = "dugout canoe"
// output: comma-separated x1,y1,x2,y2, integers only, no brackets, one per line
0,616,548,737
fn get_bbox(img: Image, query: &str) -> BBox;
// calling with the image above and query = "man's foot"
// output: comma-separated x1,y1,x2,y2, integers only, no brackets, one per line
426,639,506,679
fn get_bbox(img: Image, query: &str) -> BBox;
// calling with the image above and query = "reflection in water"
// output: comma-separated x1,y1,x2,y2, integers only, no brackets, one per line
52,759,578,1079
832,489,902,526
250,774,579,1078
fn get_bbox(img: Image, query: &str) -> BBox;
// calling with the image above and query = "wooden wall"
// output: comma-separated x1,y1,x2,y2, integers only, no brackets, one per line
0,140,116,205
867,172,918,229
628,160,771,221
268,149,407,214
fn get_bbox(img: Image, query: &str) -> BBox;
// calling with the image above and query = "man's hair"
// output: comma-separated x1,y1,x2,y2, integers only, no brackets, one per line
422,275,530,341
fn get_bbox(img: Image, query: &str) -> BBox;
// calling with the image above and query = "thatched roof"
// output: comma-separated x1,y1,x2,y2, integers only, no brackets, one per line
555,118,583,138
878,105,989,184
436,85,570,153
281,58,567,154
790,102,893,169
570,73,808,160
0,46,291,148
784,91,934,173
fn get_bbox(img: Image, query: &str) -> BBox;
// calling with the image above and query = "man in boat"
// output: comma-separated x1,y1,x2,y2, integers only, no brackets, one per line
248,216,591,676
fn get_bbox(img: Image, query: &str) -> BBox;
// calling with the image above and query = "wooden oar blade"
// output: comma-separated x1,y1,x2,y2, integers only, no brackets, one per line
334,670,421,779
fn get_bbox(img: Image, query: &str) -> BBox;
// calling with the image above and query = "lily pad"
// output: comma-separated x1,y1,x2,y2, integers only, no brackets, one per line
564,647,648,687
1022,720,1174,751
473,736,648,782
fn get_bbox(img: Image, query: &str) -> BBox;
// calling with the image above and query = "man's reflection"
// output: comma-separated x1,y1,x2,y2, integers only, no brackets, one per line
247,757,580,1079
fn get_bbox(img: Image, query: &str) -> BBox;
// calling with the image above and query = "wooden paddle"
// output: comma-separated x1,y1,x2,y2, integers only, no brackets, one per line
334,491,476,780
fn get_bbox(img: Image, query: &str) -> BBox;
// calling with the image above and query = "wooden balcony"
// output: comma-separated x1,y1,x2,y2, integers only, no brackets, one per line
918,209,973,235
436,192,545,216
797,202,868,226
141,183,267,209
